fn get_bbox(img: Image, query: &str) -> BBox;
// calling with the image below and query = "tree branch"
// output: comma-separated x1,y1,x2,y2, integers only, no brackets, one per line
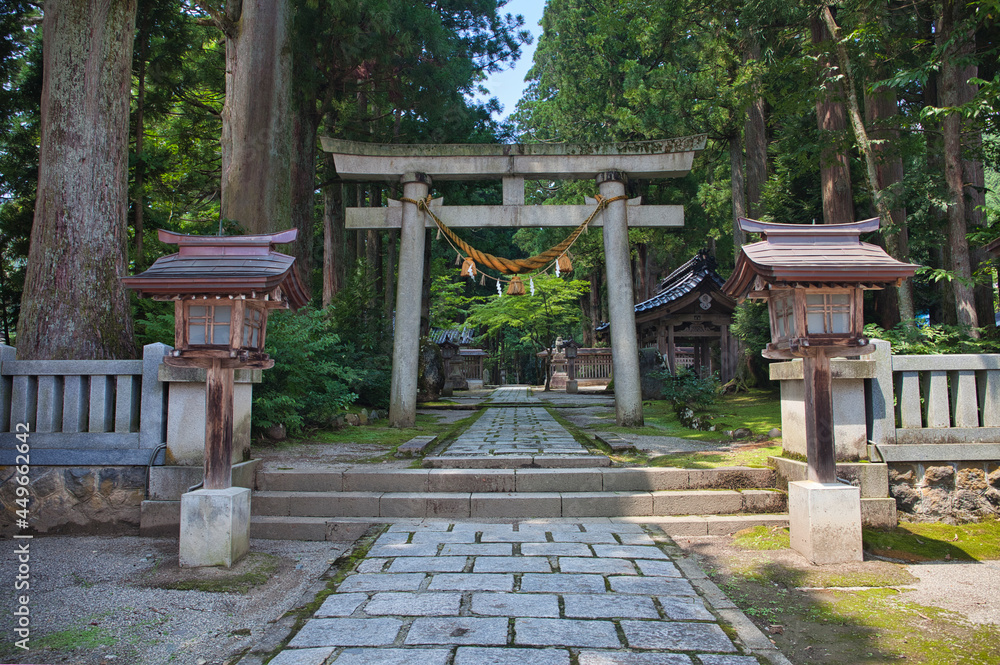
192,1,237,38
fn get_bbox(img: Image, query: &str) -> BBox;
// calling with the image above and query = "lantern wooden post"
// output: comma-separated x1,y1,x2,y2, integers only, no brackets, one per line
802,355,836,483
203,359,235,490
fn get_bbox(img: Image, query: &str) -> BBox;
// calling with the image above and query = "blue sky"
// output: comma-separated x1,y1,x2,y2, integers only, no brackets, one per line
476,0,546,120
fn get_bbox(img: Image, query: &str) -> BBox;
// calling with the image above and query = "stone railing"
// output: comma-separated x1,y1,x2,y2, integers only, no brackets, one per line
0,342,262,533
0,343,171,465
772,339,1000,520
771,340,1000,463
866,342,1000,463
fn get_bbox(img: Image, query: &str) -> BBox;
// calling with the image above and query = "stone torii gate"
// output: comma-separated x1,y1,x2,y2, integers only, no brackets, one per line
321,136,706,428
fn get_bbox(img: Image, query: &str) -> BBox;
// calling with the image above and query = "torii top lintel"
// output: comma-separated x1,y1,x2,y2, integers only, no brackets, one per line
320,136,707,181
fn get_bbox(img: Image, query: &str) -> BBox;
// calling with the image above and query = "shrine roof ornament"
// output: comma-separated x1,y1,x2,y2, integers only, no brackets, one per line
122,229,310,309
722,218,920,299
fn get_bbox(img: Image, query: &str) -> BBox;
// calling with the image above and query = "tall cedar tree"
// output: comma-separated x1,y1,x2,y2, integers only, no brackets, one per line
18,0,138,359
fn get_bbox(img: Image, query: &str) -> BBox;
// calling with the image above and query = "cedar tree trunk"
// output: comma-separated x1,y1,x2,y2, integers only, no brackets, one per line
958,50,996,331
730,132,747,254
18,0,139,360
938,0,979,332
220,0,293,236
811,13,854,224
743,38,767,218
865,85,914,325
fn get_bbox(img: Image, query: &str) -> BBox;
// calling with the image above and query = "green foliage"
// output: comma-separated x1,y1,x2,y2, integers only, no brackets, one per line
601,388,782,444
730,301,772,387
865,322,1000,355
466,274,589,385
326,264,394,409
430,262,484,329
655,367,720,410
253,308,360,435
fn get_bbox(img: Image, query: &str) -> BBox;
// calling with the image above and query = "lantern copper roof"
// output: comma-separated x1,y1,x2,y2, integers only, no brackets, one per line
722,218,919,299
123,229,310,309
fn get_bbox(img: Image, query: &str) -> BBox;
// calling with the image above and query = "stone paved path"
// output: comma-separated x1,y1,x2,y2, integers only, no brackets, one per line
489,386,539,403
269,520,760,665
438,407,590,458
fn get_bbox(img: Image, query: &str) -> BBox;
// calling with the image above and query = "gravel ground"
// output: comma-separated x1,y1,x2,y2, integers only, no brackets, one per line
902,559,1000,625
0,535,350,665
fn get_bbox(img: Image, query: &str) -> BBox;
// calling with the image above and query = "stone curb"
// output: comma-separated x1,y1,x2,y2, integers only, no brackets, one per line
234,578,329,665
664,535,795,665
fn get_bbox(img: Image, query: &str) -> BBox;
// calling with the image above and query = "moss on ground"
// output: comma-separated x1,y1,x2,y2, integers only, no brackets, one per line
863,518,1000,562
594,388,782,442
733,525,790,550
647,442,782,469
151,553,281,594
34,623,117,651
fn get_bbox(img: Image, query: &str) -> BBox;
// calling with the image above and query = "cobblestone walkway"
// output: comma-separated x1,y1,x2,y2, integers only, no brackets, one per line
438,407,590,458
269,521,759,665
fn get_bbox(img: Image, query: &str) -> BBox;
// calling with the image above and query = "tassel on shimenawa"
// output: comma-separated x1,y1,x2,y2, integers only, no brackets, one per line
557,254,573,273
506,275,526,296
461,257,477,278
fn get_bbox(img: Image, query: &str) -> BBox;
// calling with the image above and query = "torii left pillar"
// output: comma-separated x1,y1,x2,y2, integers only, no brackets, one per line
389,173,430,427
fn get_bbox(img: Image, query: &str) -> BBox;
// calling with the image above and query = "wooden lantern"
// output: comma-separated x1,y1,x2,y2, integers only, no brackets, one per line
125,229,309,370
123,229,309,489
723,217,918,482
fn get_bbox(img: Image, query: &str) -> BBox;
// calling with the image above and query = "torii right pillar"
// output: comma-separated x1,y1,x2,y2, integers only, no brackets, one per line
598,171,643,426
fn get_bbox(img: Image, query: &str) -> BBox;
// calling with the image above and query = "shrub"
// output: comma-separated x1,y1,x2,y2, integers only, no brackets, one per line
253,308,360,435
657,367,719,410
864,322,1000,355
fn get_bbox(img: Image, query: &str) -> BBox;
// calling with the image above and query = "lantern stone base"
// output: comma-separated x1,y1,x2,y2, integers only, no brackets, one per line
788,481,863,565
770,358,877,461
179,487,250,568
566,379,579,394
159,365,261,466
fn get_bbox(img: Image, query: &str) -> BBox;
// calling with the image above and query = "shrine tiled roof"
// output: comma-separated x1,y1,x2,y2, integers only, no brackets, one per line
635,250,725,314
429,327,477,346
596,250,728,331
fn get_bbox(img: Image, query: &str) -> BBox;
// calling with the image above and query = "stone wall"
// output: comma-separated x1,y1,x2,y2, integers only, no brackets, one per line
0,465,146,534
888,462,1000,522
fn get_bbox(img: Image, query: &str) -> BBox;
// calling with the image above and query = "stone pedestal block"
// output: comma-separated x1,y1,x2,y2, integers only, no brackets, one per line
159,365,261,466
179,487,251,568
771,358,876,461
789,481,862,565
566,379,579,394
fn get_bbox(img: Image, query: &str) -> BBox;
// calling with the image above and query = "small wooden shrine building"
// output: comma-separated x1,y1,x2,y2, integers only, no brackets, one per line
599,250,738,382
429,326,488,387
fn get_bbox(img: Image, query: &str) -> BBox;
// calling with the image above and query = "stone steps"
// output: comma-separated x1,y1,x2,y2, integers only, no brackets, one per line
423,455,612,468
256,466,777,493
251,488,786,520
249,514,791,541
